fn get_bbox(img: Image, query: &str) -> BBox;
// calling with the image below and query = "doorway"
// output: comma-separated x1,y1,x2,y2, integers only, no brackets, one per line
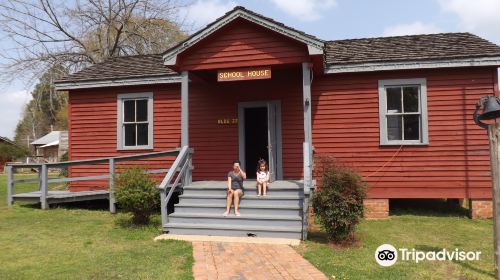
244,107,268,179
238,101,282,181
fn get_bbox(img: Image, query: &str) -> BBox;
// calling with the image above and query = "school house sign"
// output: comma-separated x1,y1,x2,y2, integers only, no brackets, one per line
217,66,271,82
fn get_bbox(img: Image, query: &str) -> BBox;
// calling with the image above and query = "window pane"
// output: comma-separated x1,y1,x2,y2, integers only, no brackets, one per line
387,115,402,140
404,115,420,140
386,87,402,113
403,86,419,113
137,124,148,146
124,100,135,122
136,99,148,122
124,124,136,146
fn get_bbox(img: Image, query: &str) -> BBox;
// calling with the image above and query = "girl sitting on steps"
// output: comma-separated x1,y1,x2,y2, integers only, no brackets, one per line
256,159,269,197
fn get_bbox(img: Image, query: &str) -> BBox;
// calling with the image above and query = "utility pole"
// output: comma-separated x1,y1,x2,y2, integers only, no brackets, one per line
488,123,500,280
474,96,500,280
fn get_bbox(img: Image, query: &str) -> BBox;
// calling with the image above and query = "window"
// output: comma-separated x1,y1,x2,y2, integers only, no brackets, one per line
117,93,153,150
378,79,428,145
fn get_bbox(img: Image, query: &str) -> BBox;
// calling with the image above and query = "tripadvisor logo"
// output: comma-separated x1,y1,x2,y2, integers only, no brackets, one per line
375,244,398,267
375,244,481,267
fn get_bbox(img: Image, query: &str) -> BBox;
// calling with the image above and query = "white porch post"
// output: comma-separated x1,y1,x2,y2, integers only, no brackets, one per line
302,62,313,240
302,62,313,174
302,63,313,148
181,71,189,147
181,71,192,184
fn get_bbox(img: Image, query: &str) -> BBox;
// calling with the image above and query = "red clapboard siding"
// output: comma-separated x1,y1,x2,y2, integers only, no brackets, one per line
189,66,304,180
177,18,309,70
68,84,181,191
312,67,497,199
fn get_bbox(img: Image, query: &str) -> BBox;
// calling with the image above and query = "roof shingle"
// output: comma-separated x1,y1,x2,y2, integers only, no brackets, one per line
56,29,500,84
57,54,177,83
326,32,500,65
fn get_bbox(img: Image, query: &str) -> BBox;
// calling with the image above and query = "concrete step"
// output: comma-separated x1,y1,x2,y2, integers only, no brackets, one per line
178,194,303,207
169,212,302,227
164,222,302,239
174,203,302,216
182,185,303,196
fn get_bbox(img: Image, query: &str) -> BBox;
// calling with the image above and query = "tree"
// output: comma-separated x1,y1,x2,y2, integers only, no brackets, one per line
2,0,188,148
0,142,28,162
0,0,188,82
14,66,68,149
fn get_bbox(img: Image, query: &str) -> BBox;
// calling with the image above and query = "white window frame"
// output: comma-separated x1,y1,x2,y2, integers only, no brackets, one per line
117,92,154,150
378,78,428,146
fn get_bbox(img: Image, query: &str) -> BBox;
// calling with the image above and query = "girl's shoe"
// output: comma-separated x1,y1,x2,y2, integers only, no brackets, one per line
235,212,241,217
263,193,267,197
257,194,262,197
223,211,229,217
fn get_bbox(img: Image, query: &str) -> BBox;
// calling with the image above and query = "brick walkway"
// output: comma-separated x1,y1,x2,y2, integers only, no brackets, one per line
192,241,328,280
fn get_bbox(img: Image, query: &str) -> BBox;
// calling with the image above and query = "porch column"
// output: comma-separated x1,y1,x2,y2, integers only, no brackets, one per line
302,63,313,147
302,62,313,184
181,71,189,147
302,62,313,240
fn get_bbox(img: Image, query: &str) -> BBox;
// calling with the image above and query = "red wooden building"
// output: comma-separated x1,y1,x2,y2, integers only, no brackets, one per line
55,6,500,220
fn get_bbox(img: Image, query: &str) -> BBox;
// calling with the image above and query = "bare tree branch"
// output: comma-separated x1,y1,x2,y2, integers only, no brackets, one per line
0,0,189,84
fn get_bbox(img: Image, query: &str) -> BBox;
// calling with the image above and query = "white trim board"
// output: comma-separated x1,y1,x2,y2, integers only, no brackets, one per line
162,8,324,66
378,78,429,146
116,92,154,151
326,56,500,74
54,75,181,90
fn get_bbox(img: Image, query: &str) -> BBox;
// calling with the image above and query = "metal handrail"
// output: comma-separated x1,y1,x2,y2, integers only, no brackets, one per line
159,146,192,226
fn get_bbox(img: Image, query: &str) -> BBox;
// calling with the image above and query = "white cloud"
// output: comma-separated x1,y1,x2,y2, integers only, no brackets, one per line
439,0,500,44
181,0,237,29
0,90,31,139
269,0,337,21
383,21,443,36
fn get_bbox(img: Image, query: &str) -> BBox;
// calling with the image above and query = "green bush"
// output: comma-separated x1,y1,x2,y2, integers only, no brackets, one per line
59,152,68,177
312,157,367,243
115,167,160,224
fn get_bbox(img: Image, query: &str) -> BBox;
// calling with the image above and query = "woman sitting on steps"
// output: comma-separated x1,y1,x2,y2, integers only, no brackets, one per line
223,160,246,217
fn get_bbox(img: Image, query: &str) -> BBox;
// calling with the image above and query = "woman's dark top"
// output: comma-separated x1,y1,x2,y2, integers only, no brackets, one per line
227,171,244,191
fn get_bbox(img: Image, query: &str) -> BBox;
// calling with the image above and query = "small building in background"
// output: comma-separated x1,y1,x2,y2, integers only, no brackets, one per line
30,131,68,163
0,136,16,172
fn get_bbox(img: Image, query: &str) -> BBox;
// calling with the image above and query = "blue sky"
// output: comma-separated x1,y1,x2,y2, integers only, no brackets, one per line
1,0,499,139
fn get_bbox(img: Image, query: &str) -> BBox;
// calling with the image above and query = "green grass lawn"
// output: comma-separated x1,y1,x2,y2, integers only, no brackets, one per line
298,200,495,280
0,173,193,280
1,173,495,280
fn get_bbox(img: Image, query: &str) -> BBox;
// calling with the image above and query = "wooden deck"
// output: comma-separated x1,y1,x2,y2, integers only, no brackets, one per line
11,190,110,205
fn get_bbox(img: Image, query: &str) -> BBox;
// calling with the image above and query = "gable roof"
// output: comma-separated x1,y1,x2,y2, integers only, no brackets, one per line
54,7,500,90
162,6,325,66
31,131,63,146
0,136,14,145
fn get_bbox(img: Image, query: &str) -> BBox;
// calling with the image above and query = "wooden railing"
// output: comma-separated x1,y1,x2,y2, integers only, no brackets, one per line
159,146,193,226
6,148,182,211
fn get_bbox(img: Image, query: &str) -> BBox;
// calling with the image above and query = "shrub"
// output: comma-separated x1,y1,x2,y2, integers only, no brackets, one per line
59,152,68,177
312,157,367,243
115,167,160,224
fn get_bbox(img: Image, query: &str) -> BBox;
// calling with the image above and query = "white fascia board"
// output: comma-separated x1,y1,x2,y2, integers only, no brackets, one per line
54,75,181,91
163,9,324,66
325,56,500,74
